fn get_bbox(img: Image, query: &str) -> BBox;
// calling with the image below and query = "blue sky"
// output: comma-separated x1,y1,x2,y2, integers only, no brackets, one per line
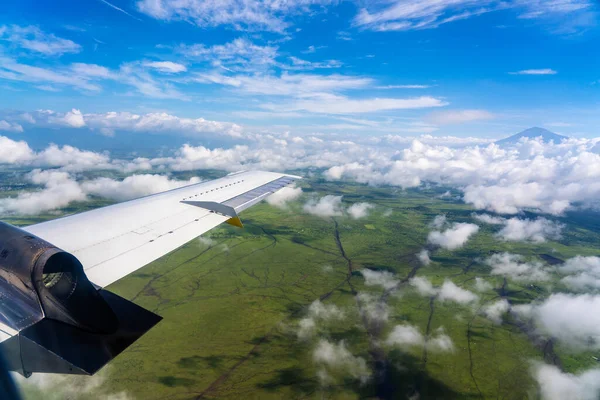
0,0,598,140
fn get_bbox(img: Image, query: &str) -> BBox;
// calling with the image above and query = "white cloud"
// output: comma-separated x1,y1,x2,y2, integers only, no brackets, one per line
482,299,510,324
428,330,454,352
417,249,431,265
297,300,345,340
385,324,424,347
509,69,558,75
385,324,454,352
361,269,399,290
474,277,493,292
313,339,370,384
0,169,86,215
430,214,447,229
521,293,600,350
357,292,389,325
410,276,438,297
426,109,495,125
81,174,201,201
266,185,303,208
0,25,81,56
14,367,130,400
377,84,431,89
143,61,187,73
347,202,374,219
533,363,600,400
0,57,102,92
438,280,479,304
137,0,335,33
496,217,563,243
303,195,344,218
0,170,200,215
56,108,86,128
559,256,600,292
0,120,23,132
353,0,593,32
178,38,278,71
485,253,550,282
0,136,34,163
272,95,448,114
428,223,479,250
472,213,505,225
29,110,244,138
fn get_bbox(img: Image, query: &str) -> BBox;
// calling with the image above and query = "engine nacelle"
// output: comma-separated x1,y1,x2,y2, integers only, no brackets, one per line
0,222,161,377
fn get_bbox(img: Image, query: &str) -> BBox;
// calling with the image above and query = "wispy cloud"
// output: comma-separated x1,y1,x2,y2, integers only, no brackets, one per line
426,109,495,124
136,0,335,32
353,0,596,33
0,25,81,56
376,84,431,89
98,0,143,21
509,68,558,75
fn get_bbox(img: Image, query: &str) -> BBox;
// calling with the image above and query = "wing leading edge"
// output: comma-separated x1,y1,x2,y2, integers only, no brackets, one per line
24,170,300,288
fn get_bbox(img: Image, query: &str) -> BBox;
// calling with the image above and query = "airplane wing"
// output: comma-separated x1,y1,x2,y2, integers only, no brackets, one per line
0,170,300,377
24,170,299,288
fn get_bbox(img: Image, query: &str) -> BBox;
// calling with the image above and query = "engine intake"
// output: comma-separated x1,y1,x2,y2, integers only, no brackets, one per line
0,222,161,377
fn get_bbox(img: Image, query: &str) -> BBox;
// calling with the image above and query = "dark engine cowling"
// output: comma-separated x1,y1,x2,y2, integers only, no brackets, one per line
0,222,161,377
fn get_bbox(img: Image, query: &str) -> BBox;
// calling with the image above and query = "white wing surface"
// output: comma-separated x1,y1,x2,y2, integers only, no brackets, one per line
24,170,299,288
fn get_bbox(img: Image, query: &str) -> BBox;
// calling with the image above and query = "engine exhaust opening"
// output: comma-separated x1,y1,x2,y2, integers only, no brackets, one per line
42,252,78,300
36,251,118,334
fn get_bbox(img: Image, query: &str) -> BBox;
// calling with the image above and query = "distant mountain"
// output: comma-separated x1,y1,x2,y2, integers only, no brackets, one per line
495,127,568,145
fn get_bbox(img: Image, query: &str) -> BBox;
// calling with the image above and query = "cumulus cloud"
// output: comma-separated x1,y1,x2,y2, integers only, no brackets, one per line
496,217,563,243
313,339,370,384
14,368,130,400
472,213,504,225
361,269,399,290
0,136,34,163
533,363,600,400
323,138,600,216
303,195,344,218
438,280,479,304
0,120,23,132
357,292,389,325
410,276,478,304
297,300,345,340
53,108,86,128
0,170,200,215
518,293,600,350
4,116,600,217
474,277,493,292
482,299,510,324
428,223,479,250
81,174,201,201
385,324,454,352
347,202,374,219
485,253,550,282
559,256,600,292
430,214,447,229
0,169,87,215
410,276,438,297
385,324,424,347
417,249,431,265
265,185,302,208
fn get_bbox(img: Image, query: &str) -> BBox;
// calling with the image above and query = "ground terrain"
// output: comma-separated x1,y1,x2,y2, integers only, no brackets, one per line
3,174,600,399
